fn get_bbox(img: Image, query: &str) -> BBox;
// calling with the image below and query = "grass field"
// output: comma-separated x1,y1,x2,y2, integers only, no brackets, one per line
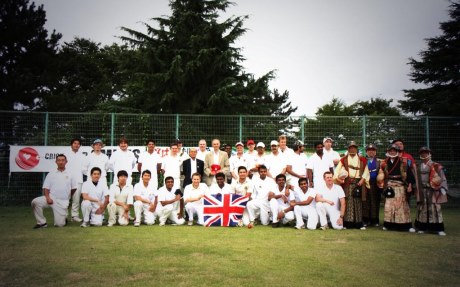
0,206,459,287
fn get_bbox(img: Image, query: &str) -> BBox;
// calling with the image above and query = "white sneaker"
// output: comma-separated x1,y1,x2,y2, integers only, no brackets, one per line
409,228,416,233
360,226,366,230
320,225,328,230
382,227,387,231
188,221,193,226
159,222,165,226
295,225,305,230
133,221,140,227
375,223,380,227
107,223,114,227
438,231,446,236
237,220,244,227
80,222,89,228
417,230,424,234
71,216,83,222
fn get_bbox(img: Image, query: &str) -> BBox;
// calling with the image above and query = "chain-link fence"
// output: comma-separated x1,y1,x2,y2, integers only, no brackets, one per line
1,111,459,205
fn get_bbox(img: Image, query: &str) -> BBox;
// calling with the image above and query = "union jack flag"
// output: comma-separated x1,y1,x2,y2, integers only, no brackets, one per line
203,193,249,227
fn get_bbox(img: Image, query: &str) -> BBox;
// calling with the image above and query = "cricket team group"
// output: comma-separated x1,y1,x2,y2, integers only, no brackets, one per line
31,135,449,235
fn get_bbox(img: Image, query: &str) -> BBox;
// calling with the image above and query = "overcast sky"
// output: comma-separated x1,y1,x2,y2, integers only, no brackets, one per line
35,0,452,115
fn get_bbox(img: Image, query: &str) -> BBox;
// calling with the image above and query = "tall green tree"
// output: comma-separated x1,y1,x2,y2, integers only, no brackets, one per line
0,0,61,110
119,0,296,115
43,38,132,112
400,1,460,116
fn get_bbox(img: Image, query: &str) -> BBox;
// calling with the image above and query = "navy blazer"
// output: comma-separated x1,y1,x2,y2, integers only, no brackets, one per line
182,158,205,188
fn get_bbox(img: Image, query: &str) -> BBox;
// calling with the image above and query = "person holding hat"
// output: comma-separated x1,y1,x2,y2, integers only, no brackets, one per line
414,147,448,236
380,144,416,232
204,138,230,187
362,144,382,227
249,142,267,179
323,137,341,166
334,141,369,230
83,139,110,188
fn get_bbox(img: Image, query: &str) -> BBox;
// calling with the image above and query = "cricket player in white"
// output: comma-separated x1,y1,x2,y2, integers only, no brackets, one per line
292,177,318,230
83,139,109,187
133,170,157,226
80,167,110,227
183,173,209,225
269,174,295,227
315,171,346,230
230,166,254,226
137,139,162,191
108,137,137,185
65,138,86,222
209,172,232,194
156,176,185,226
32,154,76,228
108,170,133,226
247,165,276,228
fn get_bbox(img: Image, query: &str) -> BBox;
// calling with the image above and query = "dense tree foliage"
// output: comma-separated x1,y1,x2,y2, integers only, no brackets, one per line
0,0,61,110
400,1,460,116
118,0,296,115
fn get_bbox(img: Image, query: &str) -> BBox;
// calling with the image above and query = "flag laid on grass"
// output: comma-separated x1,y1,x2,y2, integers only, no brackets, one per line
203,193,249,227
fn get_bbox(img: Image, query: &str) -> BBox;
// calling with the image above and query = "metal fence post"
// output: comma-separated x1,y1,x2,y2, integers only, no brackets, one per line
239,115,242,142
109,113,115,184
362,115,366,150
426,116,430,148
176,114,180,139
301,115,305,142
43,112,49,184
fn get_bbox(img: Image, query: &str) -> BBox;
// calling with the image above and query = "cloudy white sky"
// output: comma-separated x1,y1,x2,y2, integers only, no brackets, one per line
35,0,452,115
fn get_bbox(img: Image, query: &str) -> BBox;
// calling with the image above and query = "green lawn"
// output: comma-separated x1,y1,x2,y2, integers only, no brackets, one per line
0,206,459,287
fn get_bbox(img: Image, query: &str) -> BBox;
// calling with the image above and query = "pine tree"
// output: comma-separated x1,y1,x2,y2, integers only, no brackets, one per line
400,1,460,116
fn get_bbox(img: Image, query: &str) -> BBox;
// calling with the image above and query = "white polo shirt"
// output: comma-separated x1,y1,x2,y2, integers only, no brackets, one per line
294,187,317,208
161,154,182,180
65,148,86,183
138,151,162,176
157,186,179,206
209,183,232,195
230,154,250,176
109,149,137,176
230,178,254,196
265,153,287,178
307,153,334,186
316,184,345,209
84,152,109,178
183,183,209,204
289,152,308,178
43,169,77,200
133,182,157,202
251,177,276,201
81,180,110,202
109,183,134,205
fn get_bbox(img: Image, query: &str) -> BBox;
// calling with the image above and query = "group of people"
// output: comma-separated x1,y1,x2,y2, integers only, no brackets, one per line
31,136,449,236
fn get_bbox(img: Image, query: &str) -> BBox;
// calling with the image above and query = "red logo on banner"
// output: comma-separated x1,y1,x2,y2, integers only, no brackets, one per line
15,147,40,170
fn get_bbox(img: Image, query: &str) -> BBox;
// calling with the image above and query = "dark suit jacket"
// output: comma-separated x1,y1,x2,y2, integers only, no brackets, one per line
182,158,205,188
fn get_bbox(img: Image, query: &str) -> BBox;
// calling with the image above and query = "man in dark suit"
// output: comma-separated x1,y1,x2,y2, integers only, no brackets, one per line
182,147,204,188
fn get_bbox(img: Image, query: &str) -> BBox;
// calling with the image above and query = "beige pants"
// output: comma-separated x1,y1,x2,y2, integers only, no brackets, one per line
107,203,129,226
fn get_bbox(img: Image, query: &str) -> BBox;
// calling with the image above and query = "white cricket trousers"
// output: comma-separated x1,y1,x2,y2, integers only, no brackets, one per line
70,182,82,218
81,200,104,226
316,202,343,230
294,205,319,230
246,199,270,225
32,195,69,227
157,204,185,225
269,198,295,224
185,202,204,224
133,201,157,225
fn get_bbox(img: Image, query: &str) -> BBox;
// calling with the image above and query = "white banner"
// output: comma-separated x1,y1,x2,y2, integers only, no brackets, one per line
9,145,179,173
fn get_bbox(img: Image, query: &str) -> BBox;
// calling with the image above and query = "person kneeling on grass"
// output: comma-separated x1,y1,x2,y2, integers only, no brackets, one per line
183,173,209,226
315,171,346,230
133,170,157,227
292,177,318,230
107,170,133,227
156,176,185,226
269,174,295,228
32,154,76,229
80,167,110,227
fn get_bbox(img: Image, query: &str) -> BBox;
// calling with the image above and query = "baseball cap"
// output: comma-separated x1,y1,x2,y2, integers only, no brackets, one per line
92,139,103,145
246,139,255,145
323,137,333,143
256,142,265,148
270,140,279,146
235,142,244,147
366,144,377,150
